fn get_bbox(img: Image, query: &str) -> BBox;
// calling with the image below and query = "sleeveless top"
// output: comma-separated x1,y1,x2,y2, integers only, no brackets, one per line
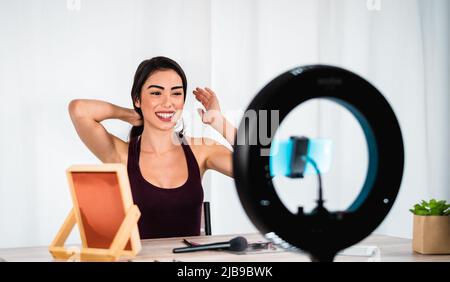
127,135,204,239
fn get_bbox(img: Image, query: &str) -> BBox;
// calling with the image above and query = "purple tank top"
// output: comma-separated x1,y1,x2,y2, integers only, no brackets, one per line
127,135,204,239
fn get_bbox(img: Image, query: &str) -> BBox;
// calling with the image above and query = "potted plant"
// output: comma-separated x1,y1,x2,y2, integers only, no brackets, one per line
410,199,450,254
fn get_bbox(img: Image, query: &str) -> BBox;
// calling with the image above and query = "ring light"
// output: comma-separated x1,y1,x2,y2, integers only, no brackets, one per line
233,65,404,262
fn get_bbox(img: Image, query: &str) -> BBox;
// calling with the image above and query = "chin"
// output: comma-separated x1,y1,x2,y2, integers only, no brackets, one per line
153,121,176,131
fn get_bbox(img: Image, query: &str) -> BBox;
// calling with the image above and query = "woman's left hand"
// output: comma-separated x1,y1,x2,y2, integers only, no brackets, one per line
194,87,237,146
193,87,223,127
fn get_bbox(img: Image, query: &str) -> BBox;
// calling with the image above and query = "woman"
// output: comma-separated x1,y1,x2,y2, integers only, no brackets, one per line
68,56,236,239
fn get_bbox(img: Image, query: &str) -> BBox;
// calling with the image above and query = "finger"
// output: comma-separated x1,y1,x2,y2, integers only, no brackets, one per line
197,100,208,109
194,92,208,105
197,108,206,122
194,91,210,105
193,89,209,98
194,89,209,100
196,87,212,99
204,87,216,96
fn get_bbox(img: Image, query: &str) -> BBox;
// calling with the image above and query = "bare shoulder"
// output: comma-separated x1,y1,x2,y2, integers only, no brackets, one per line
184,136,233,177
184,136,231,157
183,136,214,159
184,136,221,147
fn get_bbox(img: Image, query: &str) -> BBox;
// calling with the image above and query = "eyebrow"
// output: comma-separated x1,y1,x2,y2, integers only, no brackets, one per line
147,85,183,91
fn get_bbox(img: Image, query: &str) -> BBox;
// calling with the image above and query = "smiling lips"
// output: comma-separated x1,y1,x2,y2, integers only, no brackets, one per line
155,111,175,122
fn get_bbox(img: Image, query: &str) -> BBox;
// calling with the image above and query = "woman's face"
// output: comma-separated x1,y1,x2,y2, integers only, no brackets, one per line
135,69,184,132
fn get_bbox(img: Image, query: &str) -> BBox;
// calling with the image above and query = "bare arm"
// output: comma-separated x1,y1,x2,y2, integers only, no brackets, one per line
68,99,142,163
202,138,233,178
193,87,236,178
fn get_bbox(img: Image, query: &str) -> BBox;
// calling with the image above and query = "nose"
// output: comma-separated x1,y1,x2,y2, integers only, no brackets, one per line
162,93,172,108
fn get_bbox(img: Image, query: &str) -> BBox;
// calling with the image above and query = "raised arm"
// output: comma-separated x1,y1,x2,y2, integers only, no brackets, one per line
207,144,233,178
68,99,142,163
194,87,237,146
193,87,237,178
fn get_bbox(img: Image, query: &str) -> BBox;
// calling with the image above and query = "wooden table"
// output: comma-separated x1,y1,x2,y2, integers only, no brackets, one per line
0,233,449,262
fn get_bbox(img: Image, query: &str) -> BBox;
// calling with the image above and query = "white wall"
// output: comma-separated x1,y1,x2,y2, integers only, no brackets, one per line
0,0,448,248
208,0,450,239
0,0,212,248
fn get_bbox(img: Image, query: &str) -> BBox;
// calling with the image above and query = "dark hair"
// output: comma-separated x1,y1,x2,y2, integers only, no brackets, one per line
130,56,187,139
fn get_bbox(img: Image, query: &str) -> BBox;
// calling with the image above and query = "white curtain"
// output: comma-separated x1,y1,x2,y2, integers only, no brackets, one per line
0,0,213,248
0,0,448,248
208,0,450,239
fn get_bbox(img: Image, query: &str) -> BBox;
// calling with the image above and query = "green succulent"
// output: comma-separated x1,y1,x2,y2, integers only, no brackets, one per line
410,199,450,216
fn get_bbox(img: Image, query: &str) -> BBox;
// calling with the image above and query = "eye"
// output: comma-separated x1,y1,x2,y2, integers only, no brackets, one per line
173,92,183,96
150,91,161,96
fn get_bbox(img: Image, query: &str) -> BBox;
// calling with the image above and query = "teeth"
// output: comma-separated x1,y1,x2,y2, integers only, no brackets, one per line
156,112,175,119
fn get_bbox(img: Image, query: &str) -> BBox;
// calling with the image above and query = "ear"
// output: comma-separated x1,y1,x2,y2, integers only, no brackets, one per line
134,97,141,108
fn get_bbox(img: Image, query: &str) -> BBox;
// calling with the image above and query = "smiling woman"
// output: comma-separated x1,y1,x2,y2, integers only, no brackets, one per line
68,56,236,239
129,57,188,138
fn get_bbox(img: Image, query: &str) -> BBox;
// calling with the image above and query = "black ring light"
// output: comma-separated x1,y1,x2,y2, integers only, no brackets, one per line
233,65,404,262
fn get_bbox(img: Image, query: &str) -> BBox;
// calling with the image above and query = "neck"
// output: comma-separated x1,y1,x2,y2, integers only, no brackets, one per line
140,122,181,154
